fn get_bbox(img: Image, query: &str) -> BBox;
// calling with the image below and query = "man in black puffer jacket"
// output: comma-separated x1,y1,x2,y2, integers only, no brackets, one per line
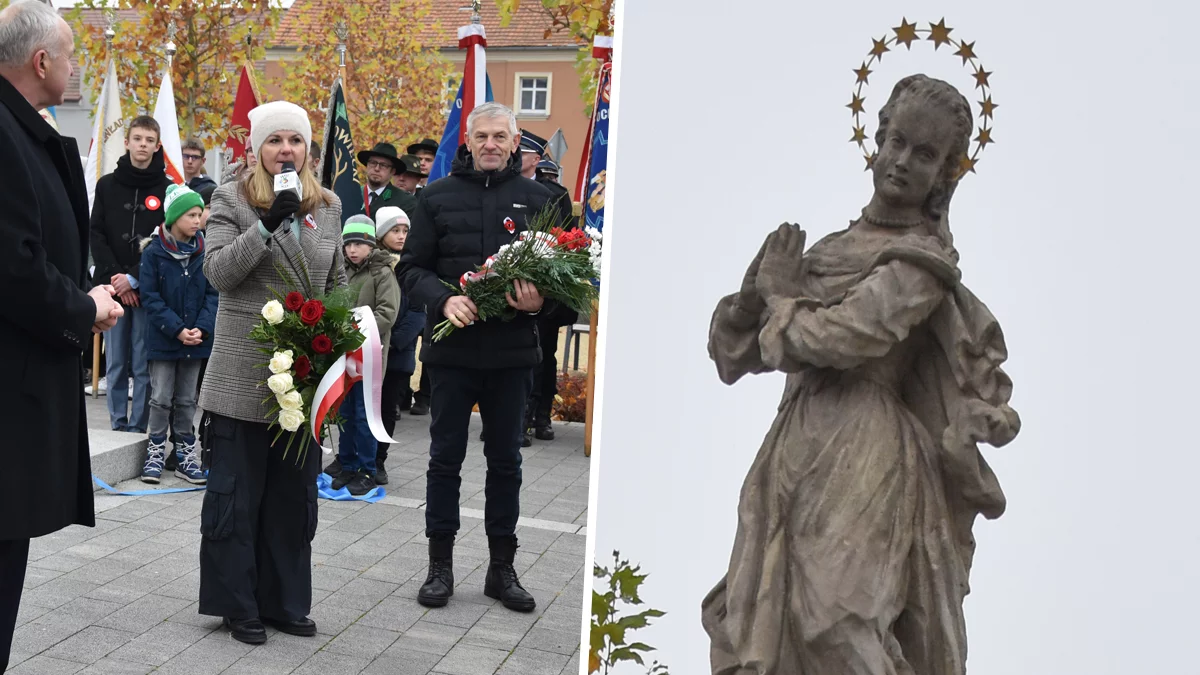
399,102,555,616
90,115,171,434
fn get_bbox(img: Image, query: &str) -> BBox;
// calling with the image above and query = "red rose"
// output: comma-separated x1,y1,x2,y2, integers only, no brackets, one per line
284,291,305,312
294,355,312,379
312,334,333,354
299,299,325,326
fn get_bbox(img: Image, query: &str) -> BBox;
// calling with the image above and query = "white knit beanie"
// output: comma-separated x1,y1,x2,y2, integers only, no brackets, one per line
247,101,312,158
374,206,410,241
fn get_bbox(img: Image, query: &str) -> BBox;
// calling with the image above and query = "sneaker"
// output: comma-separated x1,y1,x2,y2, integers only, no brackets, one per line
323,456,342,478
141,438,167,484
174,440,207,485
346,470,376,497
84,376,107,396
331,467,356,491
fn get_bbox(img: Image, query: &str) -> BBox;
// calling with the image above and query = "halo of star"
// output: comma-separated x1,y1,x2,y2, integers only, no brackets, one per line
849,18,996,179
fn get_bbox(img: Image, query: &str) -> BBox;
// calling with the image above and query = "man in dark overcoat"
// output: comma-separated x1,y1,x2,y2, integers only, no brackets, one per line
0,2,125,668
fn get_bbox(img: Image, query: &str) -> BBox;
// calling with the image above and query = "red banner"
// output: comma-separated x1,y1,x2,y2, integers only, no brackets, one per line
224,64,262,164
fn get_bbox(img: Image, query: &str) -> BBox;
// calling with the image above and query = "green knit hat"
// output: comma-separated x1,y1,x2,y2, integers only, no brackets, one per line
342,214,376,245
164,183,204,227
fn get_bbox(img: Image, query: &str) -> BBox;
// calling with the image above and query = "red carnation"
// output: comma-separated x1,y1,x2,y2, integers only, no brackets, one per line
299,299,325,326
312,334,333,354
294,355,312,379
284,291,305,312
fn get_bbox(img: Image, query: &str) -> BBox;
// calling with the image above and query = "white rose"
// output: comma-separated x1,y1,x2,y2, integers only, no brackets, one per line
277,389,304,411
262,300,285,325
267,372,293,395
278,408,305,432
268,350,294,374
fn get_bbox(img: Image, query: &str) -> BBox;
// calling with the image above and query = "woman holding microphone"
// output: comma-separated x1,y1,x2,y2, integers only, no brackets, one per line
197,101,345,644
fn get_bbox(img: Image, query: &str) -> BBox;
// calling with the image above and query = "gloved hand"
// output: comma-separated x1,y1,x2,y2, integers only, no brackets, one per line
261,191,301,232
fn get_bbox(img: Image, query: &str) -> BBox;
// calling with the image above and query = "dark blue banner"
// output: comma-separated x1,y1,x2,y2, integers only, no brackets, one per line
428,75,495,183
320,79,363,222
582,64,611,234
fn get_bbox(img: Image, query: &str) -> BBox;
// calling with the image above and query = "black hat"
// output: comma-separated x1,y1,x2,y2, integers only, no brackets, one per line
197,184,217,205
407,138,439,155
397,154,428,178
536,158,560,176
518,128,548,157
356,142,404,171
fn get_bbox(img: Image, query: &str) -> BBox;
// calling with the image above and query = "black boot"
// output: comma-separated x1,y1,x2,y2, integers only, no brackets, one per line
418,535,455,608
375,445,389,485
410,399,429,416
534,412,555,441
223,617,267,644
484,535,536,612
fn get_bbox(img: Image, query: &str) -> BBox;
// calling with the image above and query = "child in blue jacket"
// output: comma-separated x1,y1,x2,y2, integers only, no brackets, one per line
138,183,218,484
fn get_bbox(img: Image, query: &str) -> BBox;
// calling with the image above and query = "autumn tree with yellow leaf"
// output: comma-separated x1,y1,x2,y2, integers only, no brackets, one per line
495,0,614,112
279,0,453,183
67,0,282,145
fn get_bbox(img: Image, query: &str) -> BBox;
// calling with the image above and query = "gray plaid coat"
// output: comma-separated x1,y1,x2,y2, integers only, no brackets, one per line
198,181,346,423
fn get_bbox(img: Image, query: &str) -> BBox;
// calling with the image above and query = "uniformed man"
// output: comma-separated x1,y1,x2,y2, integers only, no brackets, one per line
394,154,427,195
357,141,417,218
406,137,439,189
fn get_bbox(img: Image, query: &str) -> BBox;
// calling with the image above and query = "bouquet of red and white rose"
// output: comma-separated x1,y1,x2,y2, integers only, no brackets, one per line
431,205,601,342
249,265,366,465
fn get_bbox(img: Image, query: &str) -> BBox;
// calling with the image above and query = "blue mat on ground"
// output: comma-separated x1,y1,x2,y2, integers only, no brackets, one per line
92,474,207,496
316,472,386,503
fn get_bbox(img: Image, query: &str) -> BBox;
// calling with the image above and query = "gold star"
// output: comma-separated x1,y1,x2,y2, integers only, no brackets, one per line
954,40,977,65
892,18,919,49
870,36,890,59
927,18,952,49
958,155,977,176
864,151,877,171
972,63,992,89
979,95,998,119
853,62,872,85
975,127,993,147
850,125,867,143
847,93,866,115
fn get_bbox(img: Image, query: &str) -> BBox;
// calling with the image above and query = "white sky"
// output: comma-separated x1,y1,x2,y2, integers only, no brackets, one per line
590,0,1200,673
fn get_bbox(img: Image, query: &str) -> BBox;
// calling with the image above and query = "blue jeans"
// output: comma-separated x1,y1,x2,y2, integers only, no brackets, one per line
337,382,377,475
105,305,150,432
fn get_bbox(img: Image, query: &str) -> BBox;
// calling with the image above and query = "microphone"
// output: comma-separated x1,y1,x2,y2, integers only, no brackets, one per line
273,160,303,201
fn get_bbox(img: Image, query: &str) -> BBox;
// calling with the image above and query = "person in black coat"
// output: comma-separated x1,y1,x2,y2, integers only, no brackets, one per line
398,102,558,615
0,2,125,669
90,116,171,434
525,157,580,441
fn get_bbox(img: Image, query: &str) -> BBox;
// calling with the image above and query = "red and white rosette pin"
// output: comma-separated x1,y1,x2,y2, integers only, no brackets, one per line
503,217,515,234
144,195,161,211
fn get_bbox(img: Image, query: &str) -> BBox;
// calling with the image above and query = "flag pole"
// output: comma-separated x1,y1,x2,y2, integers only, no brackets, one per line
92,11,117,400
581,30,613,457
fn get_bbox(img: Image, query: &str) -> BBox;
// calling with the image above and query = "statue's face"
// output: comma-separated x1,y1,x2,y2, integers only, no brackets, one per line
872,100,957,208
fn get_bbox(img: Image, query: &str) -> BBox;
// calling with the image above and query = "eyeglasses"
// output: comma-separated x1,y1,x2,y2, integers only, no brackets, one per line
367,160,393,170
182,154,204,161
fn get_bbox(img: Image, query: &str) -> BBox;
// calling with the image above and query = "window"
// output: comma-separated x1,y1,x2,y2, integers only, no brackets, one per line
442,77,457,117
515,73,552,117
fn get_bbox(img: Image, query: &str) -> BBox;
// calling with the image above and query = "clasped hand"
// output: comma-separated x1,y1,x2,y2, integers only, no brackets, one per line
741,223,806,306
177,328,204,346
89,285,125,333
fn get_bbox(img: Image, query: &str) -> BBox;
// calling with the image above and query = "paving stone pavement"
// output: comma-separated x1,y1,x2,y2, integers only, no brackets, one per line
7,407,589,674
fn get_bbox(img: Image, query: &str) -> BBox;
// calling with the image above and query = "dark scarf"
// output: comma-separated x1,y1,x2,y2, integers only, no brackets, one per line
114,148,168,188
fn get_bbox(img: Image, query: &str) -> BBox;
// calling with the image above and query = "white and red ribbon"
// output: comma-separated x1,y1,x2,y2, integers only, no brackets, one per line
310,307,401,454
